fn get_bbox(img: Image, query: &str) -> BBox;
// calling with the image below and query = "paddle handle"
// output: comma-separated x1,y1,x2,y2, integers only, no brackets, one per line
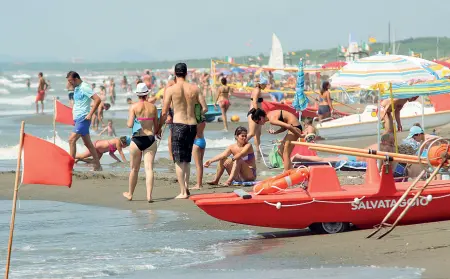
5,121,25,279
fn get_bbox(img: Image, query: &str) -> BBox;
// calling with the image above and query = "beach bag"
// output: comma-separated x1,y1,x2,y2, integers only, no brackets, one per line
269,145,284,168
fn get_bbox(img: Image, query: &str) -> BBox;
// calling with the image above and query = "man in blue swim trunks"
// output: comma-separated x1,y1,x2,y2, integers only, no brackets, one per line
67,71,103,171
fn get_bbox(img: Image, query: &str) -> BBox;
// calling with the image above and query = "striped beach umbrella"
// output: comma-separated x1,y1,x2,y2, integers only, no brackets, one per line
375,79,450,99
292,59,308,111
330,55,450,88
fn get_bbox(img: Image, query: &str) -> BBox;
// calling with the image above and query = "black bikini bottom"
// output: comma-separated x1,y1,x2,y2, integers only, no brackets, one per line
132,135,156,151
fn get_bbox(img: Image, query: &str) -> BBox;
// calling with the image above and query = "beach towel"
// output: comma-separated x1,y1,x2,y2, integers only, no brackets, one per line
232,181,260,187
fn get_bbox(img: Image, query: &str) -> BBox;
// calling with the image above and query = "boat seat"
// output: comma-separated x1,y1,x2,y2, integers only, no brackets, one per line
307,165,342,193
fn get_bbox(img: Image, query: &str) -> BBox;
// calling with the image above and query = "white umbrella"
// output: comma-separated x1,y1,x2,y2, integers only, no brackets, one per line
330,54,450,88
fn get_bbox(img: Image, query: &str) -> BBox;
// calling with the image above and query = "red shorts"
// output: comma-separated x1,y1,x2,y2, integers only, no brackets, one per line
36,90,45,101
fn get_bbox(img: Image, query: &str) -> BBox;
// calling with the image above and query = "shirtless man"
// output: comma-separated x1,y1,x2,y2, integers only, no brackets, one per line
35,72,48,113
158,63,207,199
380,96,419,133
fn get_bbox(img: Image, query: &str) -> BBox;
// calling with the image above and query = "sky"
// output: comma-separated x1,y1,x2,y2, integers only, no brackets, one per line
0,0,449,62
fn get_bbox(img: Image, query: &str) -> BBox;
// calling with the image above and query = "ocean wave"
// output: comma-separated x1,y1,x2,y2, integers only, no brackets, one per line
0,133,84,160
0,88,10,94
12,74,31,79
0,95,37,105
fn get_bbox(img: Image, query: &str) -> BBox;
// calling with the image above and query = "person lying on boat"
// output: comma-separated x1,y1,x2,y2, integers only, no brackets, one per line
204,126,257,186
380,96,419,133
75,136,130,164
249,108,303,172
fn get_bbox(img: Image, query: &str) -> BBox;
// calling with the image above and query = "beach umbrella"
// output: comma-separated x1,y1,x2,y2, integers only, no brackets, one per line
330,54,450,88
374,79,450,99
322,61,347,70
231,67,245,73
292,59,308,112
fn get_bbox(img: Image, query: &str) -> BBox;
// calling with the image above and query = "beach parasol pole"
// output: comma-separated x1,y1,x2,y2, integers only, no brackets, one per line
291,141,425,162
306,146,425,165
4,121,25,279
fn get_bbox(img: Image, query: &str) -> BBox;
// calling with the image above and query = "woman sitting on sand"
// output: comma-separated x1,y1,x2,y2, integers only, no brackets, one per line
123,83,158,202
214,77,232,131
249,108,303,172
204,126,257,186
75,136,130,164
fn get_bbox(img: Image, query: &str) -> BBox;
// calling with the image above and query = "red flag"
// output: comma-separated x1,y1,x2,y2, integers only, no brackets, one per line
21,134,74,187
55,100,74,126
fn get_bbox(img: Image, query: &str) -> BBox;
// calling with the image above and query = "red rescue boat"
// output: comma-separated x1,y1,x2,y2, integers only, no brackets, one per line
190,159,450,234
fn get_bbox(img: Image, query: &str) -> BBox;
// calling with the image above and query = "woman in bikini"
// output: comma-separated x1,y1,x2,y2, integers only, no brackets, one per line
246,73,268,158
249,108,303,172
215,77,232,131
75,136,129,164
124,83,159,202
317,81,333,121
205,126,257,186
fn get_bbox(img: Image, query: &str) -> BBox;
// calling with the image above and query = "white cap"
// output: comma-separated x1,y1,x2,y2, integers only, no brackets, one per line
135,83,149,96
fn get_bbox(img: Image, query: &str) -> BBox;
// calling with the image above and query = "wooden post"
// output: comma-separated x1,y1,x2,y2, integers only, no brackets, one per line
53,97,56,144
4,121,25,279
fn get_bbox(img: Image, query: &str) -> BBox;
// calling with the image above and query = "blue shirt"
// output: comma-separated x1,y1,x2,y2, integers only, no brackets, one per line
73,82,94,120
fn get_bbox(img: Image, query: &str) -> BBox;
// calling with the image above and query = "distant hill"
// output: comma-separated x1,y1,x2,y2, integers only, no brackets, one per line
1,37,449,71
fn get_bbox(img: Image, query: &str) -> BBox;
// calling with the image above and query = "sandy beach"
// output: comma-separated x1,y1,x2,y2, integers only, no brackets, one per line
4,100,450,278
1,164,449,279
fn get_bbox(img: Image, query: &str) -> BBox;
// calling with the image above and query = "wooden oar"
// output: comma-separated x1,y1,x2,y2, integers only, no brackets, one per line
308,146,426,165
292,141,425,163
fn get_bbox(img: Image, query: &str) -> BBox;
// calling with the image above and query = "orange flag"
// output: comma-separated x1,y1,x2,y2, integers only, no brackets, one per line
21,134,74,187
55,100,74,126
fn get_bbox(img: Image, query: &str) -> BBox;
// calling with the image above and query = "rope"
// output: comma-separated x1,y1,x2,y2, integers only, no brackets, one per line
264,196,366,208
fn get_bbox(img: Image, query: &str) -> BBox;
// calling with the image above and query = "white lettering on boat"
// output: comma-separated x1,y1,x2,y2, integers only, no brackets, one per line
351,198,430,211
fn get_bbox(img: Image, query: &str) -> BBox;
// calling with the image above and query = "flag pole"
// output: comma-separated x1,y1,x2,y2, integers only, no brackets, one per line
5,121,25,279
53,98,56,144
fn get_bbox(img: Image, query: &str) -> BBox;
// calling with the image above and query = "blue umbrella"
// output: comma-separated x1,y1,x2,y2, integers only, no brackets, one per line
292,59,309,111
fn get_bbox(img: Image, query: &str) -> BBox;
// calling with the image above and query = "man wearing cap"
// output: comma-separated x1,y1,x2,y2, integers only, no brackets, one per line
402,125,425,153
158,63,207,199
67,71,102,171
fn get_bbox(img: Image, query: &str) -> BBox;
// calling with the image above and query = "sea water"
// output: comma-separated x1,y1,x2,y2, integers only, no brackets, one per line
0,70,277,173
0,201,424,279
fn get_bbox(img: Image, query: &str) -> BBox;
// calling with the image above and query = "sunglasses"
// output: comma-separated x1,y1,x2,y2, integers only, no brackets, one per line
413,133,424,137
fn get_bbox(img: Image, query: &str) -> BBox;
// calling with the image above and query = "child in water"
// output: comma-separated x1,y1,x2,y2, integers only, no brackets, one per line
99,120,117,137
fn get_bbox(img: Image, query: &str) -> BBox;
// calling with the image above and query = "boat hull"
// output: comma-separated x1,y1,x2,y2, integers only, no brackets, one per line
191,163,450,231
193,184,450,229
317,110,450,139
